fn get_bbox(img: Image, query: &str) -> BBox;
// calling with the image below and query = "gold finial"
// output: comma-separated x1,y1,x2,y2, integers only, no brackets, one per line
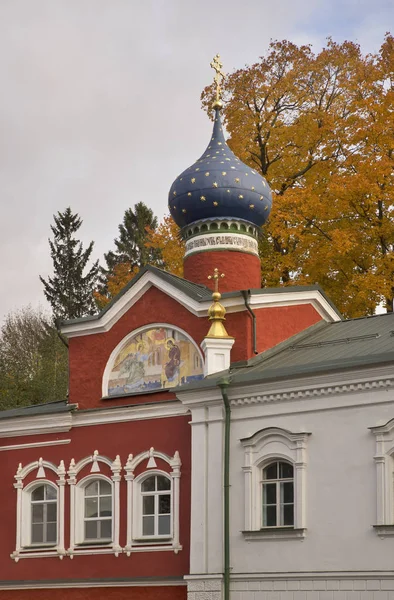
206,268,230,338
210,54,225,110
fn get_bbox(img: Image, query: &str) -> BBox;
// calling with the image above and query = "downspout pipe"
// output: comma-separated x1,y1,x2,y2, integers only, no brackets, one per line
218,378,231,600
241,290,258,355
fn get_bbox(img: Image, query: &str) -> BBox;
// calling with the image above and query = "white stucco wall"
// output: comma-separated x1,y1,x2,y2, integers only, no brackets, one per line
179,364,394,599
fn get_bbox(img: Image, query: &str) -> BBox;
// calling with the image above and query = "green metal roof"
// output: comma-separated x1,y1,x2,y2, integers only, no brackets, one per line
61,265,341,327
0,399,74,421
175,312,394,392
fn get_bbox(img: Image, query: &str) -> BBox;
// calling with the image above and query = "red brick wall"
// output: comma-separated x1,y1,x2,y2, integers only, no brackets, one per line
0,417,190,584
184,250,261,292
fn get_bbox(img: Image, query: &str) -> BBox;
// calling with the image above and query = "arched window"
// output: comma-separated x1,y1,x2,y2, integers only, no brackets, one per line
141,474,171,537
83,479,113,542
262,461,294,527
30,484,58,545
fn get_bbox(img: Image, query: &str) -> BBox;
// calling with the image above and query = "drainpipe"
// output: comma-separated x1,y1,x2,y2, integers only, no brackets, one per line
241,290,258,355
218,378,231,600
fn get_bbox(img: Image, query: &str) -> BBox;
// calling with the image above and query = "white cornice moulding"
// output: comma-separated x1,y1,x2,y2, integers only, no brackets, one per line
0,414,73,439
0,578,186,590
73,402,189,428
0,439,71,451
60,271,340,338
0,403,189,439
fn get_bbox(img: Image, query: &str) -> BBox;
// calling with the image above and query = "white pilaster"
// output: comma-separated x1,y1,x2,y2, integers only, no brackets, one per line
201,337,235,376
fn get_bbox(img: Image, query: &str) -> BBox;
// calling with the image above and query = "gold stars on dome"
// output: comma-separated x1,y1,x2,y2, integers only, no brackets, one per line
251,186,255,191
222,171,227,175
239,194,244,199
205,172,210,176
212,182,218,188
230,166,236,169
173,205,176,210
218,142,222,146
265,205,269,210
182,208,187,213
213,201,219,206
249,204,255,209
200,195,206,201
260,195,263,200
173,191,177,196
226,189,230,193
187,192,192,197
235,178,240,183
191,178,196,183
195,167,200,171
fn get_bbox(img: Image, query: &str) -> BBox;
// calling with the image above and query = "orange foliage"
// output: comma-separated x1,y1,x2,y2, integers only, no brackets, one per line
94,262,139,310
146,215,184,278
202,35,394,317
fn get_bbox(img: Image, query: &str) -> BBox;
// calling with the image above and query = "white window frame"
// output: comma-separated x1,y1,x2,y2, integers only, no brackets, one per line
370,418,394,537
261,460,295,528
135,471,173,540
67,451,122,557
11,459,66,561
124,448,182,555
241,427,310,540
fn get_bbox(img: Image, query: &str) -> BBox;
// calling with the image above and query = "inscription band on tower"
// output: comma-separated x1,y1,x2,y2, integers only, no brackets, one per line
184,232,259,257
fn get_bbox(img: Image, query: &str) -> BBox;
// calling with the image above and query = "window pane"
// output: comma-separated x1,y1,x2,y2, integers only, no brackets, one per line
85,520,98,540
279,462,293,479
32,486,45,501
263,504,277,527
85,497,98,518
142,515,154,536
281,482,294,504
100,519,112,539
99,480,112,496
45,486,57,501
263,463,278,480
283,504,294,526
100,495,112,517
142,477,155,492
263,483,276,505
46,503,57,522
32,504,44,524
46,522,57,543
32,523,43,543
85,481,99,496
157,476,171,491
143,495,154,515
158,515,171,535
159,494,171,514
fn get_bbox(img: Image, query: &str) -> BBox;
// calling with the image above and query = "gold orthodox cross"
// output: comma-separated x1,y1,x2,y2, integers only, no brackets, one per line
208,267,225,294
210,54,225,104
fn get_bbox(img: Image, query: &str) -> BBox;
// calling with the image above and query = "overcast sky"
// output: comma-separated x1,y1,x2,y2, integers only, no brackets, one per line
0,0,392,324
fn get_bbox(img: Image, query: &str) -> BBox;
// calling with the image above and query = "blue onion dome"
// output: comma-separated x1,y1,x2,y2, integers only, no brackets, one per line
168,108,272,229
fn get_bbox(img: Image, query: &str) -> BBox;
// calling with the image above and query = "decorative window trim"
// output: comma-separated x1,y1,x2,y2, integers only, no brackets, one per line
67,450,122,557
124,447,182,555
370,419,394,536
101,323,204,397
11,458,66,562
240,428,310,540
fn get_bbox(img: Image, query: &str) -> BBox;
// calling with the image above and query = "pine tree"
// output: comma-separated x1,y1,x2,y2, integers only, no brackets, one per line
96,203,162,306
40,207,99,320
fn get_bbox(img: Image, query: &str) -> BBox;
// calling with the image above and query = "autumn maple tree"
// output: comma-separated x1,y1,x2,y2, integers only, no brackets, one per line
202,35,394,317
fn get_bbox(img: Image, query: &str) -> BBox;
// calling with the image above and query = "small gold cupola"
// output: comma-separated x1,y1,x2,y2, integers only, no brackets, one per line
201,268,235,376
206,268,231,339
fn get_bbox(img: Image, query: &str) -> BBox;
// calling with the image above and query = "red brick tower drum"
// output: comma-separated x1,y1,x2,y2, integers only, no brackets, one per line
168,105,273,292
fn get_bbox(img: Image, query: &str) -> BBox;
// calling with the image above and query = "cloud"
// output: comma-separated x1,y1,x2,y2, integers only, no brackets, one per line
0,0,392,323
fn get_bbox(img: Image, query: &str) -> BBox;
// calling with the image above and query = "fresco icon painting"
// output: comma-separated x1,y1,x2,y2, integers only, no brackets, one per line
107,326,204,395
